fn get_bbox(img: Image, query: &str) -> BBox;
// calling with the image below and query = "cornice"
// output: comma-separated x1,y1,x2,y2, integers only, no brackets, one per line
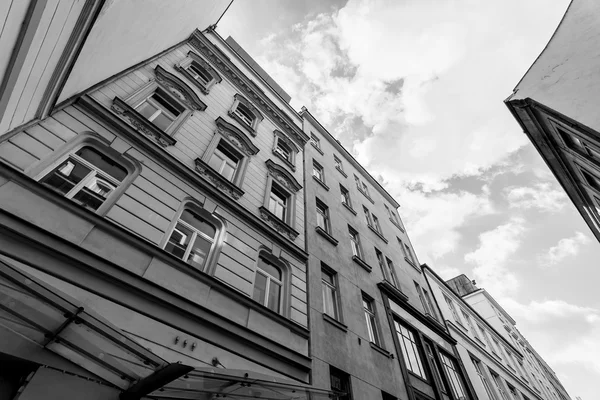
79,95,308,262
189,31,308,148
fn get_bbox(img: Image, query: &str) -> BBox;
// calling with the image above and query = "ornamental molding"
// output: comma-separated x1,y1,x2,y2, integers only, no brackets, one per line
259,206,299,241
273,129,298,153
111,97,176,147
265,159,302,193
154,65,207,111
187,50,222,83
189,31,308,148
194,158,244,200
234,93,264,121
215,117,259,156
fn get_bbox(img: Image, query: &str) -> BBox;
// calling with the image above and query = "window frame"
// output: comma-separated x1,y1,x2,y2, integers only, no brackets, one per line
252,250,290,316
312,159,325,183
362,293,381,346
395,319,427,379
316,198,332,234
330,366,353,400
176,51,222,94
401,239,417,265
228,93,264,135
321,265,341,321
439,352,469,400
348,225,363,259
32,135,138,216
310,133,321,151
272,130,298,171
471,357,497,400
491,371,510,400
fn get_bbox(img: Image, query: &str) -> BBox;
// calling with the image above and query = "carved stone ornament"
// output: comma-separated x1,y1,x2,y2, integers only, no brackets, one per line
265,159,302,193
195,158,244,200
274,130,298,153
259,206,299,241
111,97,176,147
154,65,207,111
215,117,259,156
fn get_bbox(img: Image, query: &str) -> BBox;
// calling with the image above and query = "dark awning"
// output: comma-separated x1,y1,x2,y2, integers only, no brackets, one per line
0,258,338,400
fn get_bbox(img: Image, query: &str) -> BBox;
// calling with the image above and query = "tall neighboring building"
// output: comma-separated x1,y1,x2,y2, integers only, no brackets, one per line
0,26,334,398
505,0,600,243
301,108,475,400
424,268,572,400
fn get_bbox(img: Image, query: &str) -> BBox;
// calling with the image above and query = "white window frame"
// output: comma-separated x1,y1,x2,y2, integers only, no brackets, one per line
349,226,362,258
316,199,331,233
322,267,340,320
362,295,380,345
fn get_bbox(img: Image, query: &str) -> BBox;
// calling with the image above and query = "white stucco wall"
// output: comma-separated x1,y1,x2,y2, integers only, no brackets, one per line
510,0,600,132
58,0,230,102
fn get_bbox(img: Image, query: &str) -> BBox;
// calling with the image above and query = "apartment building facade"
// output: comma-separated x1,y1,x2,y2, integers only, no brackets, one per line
424,269,571,400
505,0,600,243
302,108,475,400
0,27,341,399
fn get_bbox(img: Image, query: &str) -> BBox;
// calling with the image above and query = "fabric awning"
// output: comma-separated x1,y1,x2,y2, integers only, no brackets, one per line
0,258,338,400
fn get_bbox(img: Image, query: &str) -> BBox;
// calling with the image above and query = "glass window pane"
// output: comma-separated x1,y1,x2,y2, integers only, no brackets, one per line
187,234,212,270
152,91,183,115
165,223,193,260
136,101,159,120
221,162,236,182
72,176,116,211
253,272,267,304
41,159,90,195
151,111,175,131
259,258,282,280
267,281,281,312
76,147,127,181
208,152,224,173
180,210,216,238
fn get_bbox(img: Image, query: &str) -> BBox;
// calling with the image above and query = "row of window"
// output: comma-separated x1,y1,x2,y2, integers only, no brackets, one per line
444,295,528,381
472,356,531,400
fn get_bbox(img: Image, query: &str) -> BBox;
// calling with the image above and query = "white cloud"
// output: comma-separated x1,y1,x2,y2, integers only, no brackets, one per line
464,217,526,296
501,298,599,324
505,182,568,213
537,231,591,268
431,265,462,280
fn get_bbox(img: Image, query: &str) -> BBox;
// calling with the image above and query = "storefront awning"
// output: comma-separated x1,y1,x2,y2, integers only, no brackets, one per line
0,259,338,400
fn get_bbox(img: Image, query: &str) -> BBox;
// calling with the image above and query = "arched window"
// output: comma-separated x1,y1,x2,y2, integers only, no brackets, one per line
164,206,221,271
229,94,263,135
177,51,222,94
253,253,285,314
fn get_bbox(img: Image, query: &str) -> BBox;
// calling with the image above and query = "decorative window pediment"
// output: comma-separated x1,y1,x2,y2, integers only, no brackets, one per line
154,65,207,111
273,130,298,171
265,159,302,193
229,93,264,135
176,51,222,94
215,117,259,156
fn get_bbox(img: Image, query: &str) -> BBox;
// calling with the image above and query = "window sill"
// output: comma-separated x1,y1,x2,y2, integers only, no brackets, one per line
111,97,177,147
258,206,300,241
323,313,347,332
404,257,419,270
342,202,357,215
312,175,330,191
336,166,347,178
310,142,324,155
316,226,338,246
368,225,388,243
194,158,244,200
474,336,486,347
492,351,502,361
228,110,257,136
407,371,429,384
425,313,442,326
272,149,295,171
370,341,392,358
358,188,375,204
352,256,372,272
389,218,405,232
377,280,409,303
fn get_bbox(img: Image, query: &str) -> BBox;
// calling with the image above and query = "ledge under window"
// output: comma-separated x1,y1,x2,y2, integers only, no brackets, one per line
368,225,388,243
228,110,256,136
258,206,299,241
370,341,392,358
323,313,347,332
313,175,330,191
316,226,338,246
352,256,372,272
336,166,347,178
405,257,420,271
272,149,295,171
194,158,244,200
342,202,357,215
111,97,177,147
474,336,486,348
390,218,405,232
311,142,324,155
358,188,375,204
377,280,409,303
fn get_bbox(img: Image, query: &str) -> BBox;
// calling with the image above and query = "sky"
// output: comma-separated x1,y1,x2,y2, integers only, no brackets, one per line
219,1,599,398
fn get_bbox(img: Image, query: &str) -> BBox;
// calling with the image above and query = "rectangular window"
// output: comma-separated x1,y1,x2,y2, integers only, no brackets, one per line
386,204,400,225
491,371,510,400
472,358,497,400
135,88,184,131
385,257,398,287
363,206,373,226
372,214,382,233
424,341,446,393
268,183,288,221
444,295,462,325
395,320,426,379
207,141,240,182
362,181,370,196
310,133,321,149
462,311,480,341
313,160,325,181
165,208,217,271
40,146,128,212
334,155,344,171
354,174,361,190
440,353,468,400
415,282,431,314
349,226,362,258
330,366,352,400
275,140,292,162
322,267,339,320
557,127,600,161
507,384,520,400
478,325,493,350
362,295,380,345
492,338,502,358
340,184,352,207
581,168,600,192
400,239,416,265
422,288,439,321
316,199,331,233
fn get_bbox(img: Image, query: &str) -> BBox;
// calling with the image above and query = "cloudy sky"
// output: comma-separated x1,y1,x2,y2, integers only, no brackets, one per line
219,1,598,398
